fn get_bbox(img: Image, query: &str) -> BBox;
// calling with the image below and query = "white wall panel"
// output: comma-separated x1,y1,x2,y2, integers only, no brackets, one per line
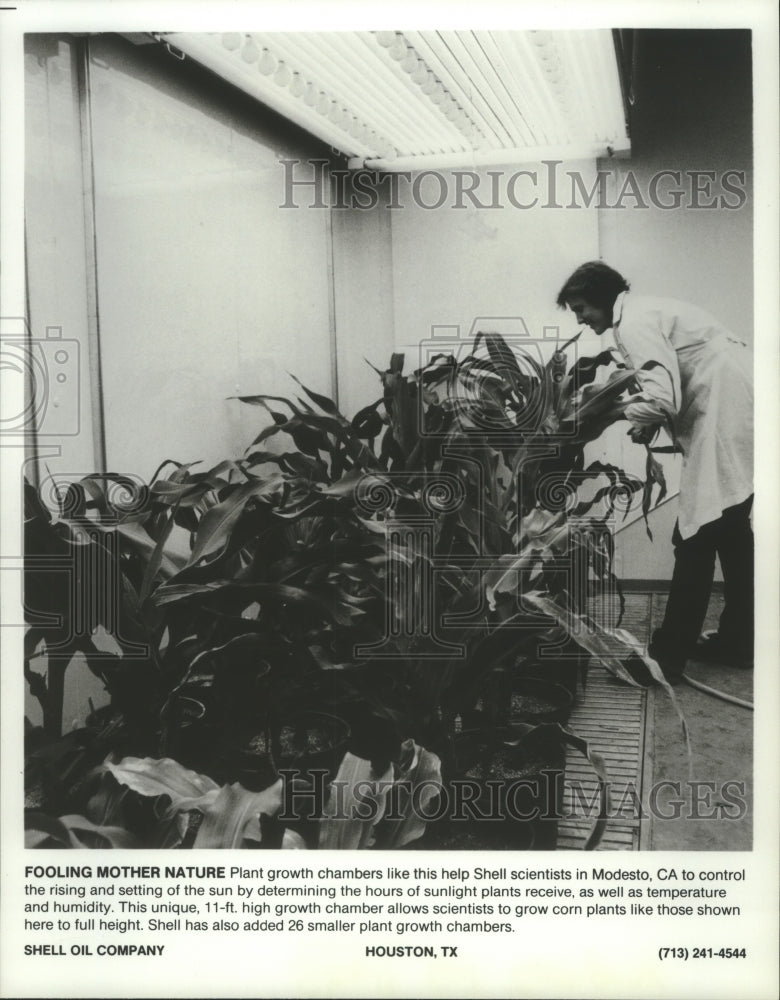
88,36,335,480
24,36,98,481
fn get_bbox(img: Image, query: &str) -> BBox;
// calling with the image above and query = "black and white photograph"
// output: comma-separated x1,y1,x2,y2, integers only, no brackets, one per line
1,2,778,998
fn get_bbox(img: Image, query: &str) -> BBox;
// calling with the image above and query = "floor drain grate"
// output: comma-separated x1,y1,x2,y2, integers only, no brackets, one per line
558,594,653,851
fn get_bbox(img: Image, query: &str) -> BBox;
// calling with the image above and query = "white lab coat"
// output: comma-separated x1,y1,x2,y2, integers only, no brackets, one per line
610,291,754,540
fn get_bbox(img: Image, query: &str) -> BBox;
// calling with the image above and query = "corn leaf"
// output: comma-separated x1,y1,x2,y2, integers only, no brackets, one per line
114,520,187,578
282,828,308,849
288,374,340,416
25,810,140,849
186,479,285,567
505,723,610,850
377,740,443,849
103,755,219,805
318,753,394,849
521,591,641,686
566,349,616,391
193,780,283,848
609,626,690,761
59,814,141,849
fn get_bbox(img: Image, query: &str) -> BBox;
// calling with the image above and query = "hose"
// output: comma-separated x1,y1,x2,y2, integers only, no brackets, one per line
681,674,753,710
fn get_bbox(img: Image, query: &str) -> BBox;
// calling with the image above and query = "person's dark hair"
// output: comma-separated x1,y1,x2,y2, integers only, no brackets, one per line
556,261,630,309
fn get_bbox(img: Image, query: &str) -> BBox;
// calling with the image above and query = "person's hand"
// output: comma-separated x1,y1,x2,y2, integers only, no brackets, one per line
628,424,658,445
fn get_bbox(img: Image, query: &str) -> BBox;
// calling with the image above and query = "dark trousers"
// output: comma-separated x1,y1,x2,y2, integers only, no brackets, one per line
650,496,754,671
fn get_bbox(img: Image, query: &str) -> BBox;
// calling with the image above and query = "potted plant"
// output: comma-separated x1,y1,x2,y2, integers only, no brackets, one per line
335,329,678,847
23,330,679,851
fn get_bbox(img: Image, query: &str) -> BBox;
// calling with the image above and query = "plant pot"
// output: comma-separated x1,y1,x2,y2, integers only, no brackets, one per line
276,711,351,778
237,711,351,848
315,665,406,768
237,711,351,789
230,743,278,792
517,640,590,702
166,652,275,782
508,676,574,726
423,725,564,850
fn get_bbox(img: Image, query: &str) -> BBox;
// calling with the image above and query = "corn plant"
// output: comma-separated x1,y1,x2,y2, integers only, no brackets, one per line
339,333,676,724
23,329,677,851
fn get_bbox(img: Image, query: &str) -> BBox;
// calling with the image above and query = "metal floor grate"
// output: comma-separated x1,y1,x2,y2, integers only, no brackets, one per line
558,593,653,851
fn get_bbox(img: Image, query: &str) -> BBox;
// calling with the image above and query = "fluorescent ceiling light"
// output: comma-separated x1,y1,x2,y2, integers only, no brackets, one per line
163,30,630,170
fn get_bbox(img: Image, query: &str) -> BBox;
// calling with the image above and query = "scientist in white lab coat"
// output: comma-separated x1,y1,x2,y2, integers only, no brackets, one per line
557,261,754,684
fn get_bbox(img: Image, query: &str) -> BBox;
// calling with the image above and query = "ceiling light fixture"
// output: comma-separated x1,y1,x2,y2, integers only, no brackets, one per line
161,30,628,171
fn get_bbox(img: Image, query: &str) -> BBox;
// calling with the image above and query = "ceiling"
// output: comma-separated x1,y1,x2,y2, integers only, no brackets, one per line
162,30,630,171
